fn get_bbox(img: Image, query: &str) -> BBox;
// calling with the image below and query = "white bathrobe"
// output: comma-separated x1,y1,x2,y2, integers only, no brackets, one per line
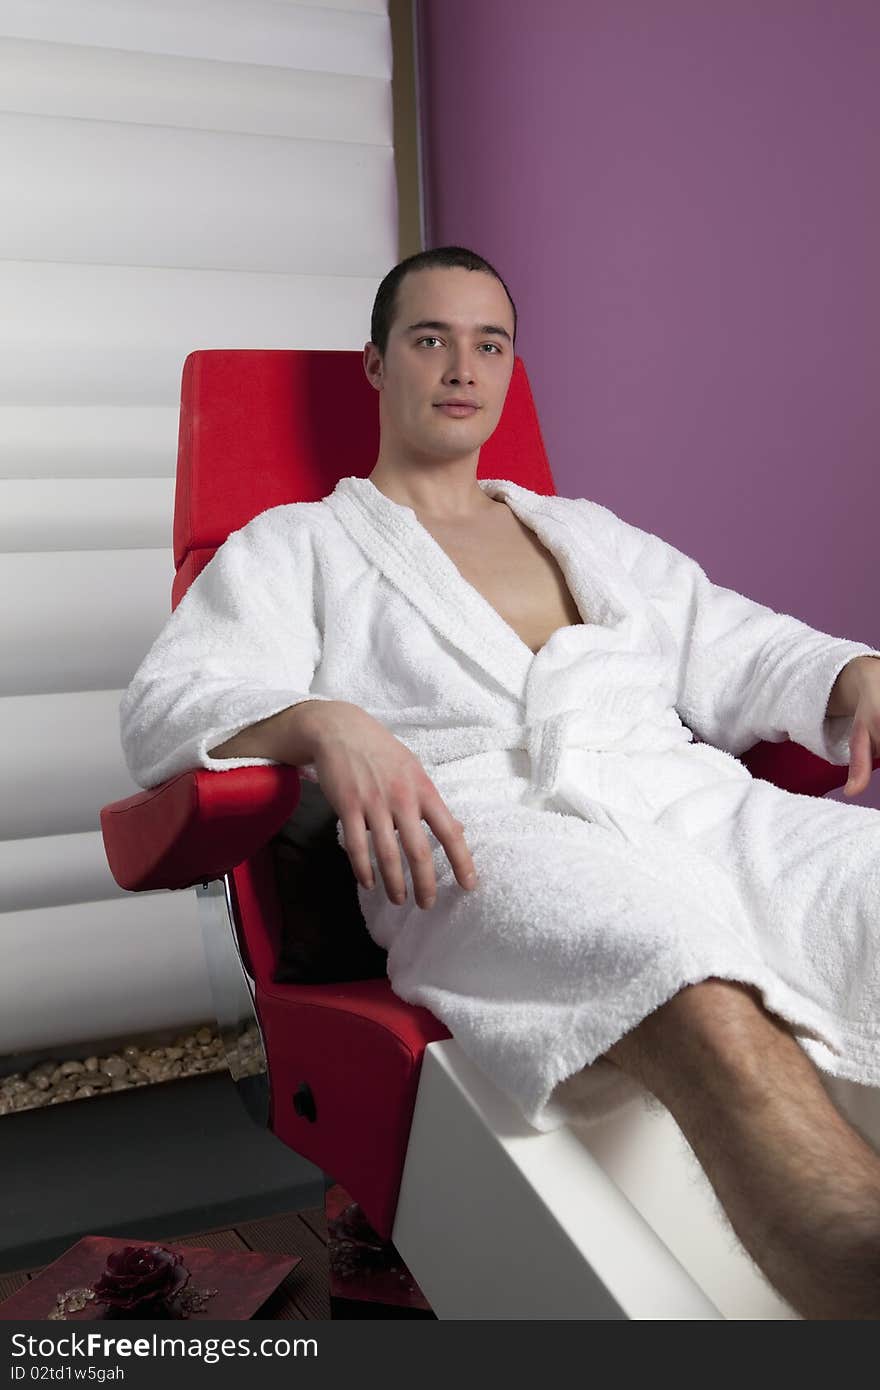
120,475,880,1130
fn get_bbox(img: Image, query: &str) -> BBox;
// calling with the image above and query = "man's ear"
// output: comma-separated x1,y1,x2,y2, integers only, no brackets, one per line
363,342,383,391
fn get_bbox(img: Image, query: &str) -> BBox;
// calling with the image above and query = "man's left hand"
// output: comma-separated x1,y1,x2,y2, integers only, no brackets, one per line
827,656,880,796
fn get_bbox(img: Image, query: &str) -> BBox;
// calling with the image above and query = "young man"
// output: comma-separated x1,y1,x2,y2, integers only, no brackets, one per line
121,246,880,1318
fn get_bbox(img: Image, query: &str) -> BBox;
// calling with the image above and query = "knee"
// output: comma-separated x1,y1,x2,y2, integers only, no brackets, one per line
656,976,769,1035
602,976,777,1095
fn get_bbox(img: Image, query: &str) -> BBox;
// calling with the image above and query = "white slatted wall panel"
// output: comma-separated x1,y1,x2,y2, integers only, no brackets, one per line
0,0,396,1055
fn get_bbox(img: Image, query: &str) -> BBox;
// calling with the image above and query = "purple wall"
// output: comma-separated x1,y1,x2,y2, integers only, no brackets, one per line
415,0,879,806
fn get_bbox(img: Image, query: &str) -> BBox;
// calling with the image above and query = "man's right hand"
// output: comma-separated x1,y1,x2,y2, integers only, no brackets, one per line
306,702,479,911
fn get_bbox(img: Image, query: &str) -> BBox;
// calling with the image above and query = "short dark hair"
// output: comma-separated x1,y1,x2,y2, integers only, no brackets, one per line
370,245,518,357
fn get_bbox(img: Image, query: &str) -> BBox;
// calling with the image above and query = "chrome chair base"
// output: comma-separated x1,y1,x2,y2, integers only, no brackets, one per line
195,877,270,1128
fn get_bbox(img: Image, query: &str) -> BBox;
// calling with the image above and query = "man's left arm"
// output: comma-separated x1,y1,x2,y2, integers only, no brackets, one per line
576,497,880,782
826,655,880,795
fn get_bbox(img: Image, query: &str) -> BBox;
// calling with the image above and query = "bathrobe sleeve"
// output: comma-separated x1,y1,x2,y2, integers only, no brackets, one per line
120,506,334,789
582,500,880,764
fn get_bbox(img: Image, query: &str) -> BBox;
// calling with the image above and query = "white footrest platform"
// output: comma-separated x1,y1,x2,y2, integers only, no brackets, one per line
392,1039,804,1319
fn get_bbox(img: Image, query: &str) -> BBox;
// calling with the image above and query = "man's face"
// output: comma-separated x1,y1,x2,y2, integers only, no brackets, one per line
364,265,516,466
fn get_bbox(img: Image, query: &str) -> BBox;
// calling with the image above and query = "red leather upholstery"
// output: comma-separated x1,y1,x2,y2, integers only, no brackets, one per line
172,351,554,558
739,738,862,797
230,845,451,1233
100,348,869,1238
100,766,301,893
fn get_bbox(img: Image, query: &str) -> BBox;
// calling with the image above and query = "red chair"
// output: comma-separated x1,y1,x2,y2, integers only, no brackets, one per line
100,349,873,1307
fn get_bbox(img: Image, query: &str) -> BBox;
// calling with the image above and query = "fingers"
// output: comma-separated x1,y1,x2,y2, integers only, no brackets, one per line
335,768,478,911
368,776,479,909
422,802,479,893
339,812,376,892
368,813,410,906
370,804,441,911
341,807,412,903
844,720,872,795
395,814,440,910
346,805,478,910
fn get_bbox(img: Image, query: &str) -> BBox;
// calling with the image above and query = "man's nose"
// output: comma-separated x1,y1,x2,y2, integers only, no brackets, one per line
443,355,476,384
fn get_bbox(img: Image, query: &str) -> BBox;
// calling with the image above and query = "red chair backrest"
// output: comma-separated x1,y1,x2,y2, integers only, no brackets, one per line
172,349,556,607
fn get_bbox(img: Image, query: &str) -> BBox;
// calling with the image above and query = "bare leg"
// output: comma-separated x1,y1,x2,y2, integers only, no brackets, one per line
601,978,880,1320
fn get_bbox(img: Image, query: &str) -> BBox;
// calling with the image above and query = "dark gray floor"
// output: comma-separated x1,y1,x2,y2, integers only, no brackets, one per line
0,1072,324,1273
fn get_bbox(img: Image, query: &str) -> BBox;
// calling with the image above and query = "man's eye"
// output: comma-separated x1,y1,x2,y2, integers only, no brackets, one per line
417,338,501,352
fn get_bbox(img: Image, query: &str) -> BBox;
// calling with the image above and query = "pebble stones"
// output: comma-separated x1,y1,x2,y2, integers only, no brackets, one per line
0,1024,244,1115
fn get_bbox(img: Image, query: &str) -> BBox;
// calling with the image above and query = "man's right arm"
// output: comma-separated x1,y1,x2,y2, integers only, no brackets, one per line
213,698,482,910
119,512,333,789
208,699,336,764
120,513,480,905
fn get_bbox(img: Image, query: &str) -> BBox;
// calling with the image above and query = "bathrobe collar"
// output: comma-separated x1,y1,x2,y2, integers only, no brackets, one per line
324,474,631,703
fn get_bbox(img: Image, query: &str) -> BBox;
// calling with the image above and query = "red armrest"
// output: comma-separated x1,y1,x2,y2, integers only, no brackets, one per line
738,739,878,797
101,741,875,895
100,766,302,892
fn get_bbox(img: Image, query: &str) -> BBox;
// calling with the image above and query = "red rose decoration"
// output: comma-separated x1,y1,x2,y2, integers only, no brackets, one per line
91,1245,190,1313
328,1202,399,1279
328,1201,384,1247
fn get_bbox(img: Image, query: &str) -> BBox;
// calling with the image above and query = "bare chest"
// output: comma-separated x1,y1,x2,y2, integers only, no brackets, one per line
418,506,586,655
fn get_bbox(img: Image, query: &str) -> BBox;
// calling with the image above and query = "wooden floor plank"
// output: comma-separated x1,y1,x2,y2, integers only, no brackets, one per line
294,1200,326,1245
0,1272,28,1301
235,1212,330,1321
297,1205,328,1245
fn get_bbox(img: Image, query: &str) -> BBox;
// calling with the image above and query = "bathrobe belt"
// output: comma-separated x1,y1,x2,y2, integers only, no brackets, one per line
522,705,695,795
395,703,694,800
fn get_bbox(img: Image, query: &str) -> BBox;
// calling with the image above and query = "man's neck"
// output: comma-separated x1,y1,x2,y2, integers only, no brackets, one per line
366,466,499,525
